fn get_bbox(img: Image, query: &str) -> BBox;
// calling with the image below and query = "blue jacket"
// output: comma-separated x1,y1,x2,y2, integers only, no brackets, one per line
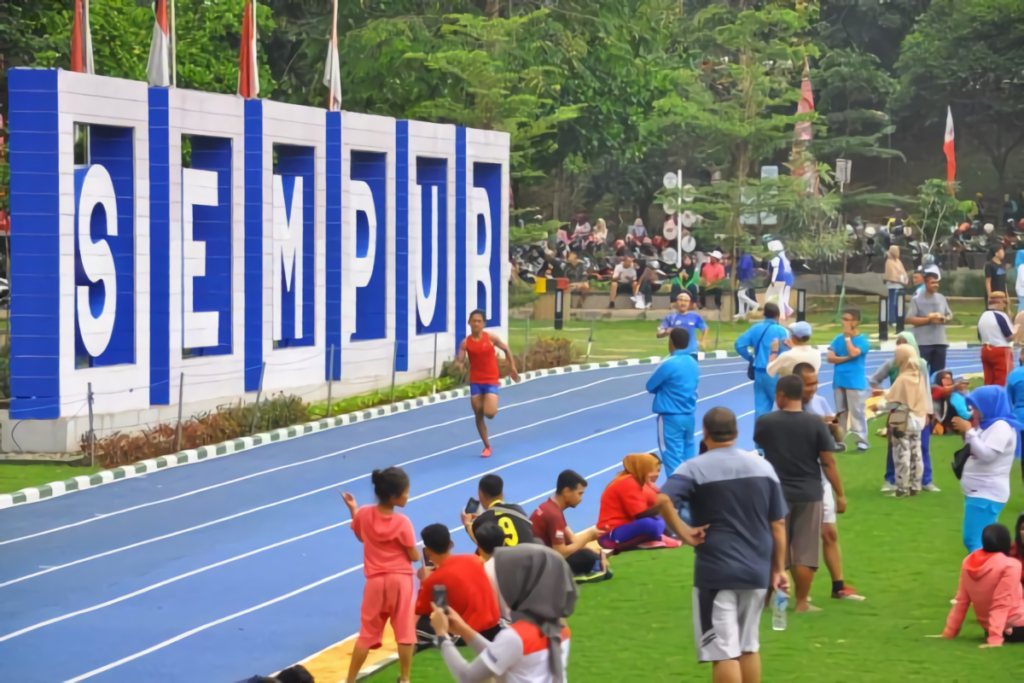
735,320,790,370
1005,366,1024,425
646,350,700,415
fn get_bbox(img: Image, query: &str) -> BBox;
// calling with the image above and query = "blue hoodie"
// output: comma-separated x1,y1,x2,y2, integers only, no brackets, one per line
646,350,700,415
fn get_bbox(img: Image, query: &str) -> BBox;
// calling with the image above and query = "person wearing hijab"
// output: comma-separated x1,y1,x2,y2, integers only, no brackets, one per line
952,386,1022,552
882,345,930,496
885,245,909,328
591,217,608,245
627,218,647,246
431,544,577,682
596,454,682,550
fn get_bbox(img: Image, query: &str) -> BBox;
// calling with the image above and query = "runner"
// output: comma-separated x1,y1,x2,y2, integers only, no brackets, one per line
456,310,520,457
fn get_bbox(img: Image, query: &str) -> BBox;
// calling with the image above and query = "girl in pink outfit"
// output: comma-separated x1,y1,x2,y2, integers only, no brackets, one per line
943,524,1024,647
342,467,420,683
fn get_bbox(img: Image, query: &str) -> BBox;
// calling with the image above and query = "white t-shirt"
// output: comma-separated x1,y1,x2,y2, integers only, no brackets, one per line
962,421,1017,503
766,345,822,377
978,309,1014,347
613,264,637,282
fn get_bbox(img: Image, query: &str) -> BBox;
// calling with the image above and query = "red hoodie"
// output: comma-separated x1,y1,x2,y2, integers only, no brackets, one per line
943,550,1024,646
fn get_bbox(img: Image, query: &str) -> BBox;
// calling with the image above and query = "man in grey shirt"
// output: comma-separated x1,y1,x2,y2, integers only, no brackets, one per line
906,272,953,375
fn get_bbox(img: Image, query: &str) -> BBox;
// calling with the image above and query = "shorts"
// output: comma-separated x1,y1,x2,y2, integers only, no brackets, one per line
357,573,416,649
822,478,836,525
470,383,500,396
692,587,767,662
785,501,823,570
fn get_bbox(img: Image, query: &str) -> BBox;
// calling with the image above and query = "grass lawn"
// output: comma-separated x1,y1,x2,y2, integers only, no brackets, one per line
0,462,102,494
368,420,1024,682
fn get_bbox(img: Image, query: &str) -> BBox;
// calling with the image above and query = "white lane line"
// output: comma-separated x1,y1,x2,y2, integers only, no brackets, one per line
60,410,766,680
0,371,656,547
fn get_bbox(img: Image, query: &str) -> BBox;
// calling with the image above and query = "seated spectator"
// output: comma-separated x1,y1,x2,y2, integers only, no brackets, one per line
931,370,972,435
431,545,576,682
657,294,707,357
766,321,820,377
530,469,611,583
591,217,608,245
596,454,683,551
1012,513,1024,590
628,218,647,246
699,251,726,310
475,522,512,622
564,251,591,307
416,524,501,645
608,255,640,309
943,524,1024,646
460,474,534,547
276,666,314,683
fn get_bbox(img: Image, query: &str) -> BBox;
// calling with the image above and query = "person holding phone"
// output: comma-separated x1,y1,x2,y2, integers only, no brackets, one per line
827,309,871,451
456,310,520,458
461,474,534,547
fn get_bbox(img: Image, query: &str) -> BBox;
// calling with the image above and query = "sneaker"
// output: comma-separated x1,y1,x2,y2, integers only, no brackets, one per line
832,586,866,601
922,483,941,492
637,540,668,549
481,447,492,458
880,482,897,492
635,300,646,310
660,535,683,548
574,568,613,584
894,488,910,498
834,442,847,453
608,301,615,309
857,442,870,452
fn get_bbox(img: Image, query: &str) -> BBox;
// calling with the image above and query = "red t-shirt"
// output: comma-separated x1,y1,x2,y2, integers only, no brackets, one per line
531,498,568,548
703,262,725,284
466,333,500,385
351,505,416,578
415,554,500,633
597,476,651,533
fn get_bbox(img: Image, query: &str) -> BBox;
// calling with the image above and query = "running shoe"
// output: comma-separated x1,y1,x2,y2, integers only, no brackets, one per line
481,447,492,458
880,482,897,492
574,568,614,584
857,442,870,451
922,483,942,492
832,586,866,601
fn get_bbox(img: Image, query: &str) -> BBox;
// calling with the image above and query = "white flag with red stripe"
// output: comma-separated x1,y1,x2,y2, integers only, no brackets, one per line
944,106,956,194
323,0,342,111
71,0,95,74
238,0,260,99
146,0,172,87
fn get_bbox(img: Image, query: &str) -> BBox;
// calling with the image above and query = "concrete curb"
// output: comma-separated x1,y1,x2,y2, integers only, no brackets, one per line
0,357,666,511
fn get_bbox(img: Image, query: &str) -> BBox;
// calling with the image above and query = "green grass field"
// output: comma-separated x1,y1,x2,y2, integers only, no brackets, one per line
0,462,102,494
368,421,1024,682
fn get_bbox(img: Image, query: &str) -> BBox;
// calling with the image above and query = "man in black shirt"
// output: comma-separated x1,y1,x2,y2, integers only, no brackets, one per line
753,374,846,613
461,474,534,547
985,245,1008,299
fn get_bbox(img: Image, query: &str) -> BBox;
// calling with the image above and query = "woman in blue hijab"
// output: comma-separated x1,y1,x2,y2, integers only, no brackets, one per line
953,386,1022,551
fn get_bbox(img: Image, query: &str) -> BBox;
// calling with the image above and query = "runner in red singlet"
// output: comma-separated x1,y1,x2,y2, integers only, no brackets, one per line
456,310,520,457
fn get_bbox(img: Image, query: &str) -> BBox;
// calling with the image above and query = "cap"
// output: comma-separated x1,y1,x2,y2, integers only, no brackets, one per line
790,321,812,338
767,239,783,252
710,250,723,259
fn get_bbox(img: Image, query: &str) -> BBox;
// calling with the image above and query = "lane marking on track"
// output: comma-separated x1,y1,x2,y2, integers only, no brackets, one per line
0,371,658,547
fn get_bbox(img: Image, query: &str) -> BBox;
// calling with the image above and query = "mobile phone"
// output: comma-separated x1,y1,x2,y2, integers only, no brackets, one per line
433,585,448,610
465,498,480,515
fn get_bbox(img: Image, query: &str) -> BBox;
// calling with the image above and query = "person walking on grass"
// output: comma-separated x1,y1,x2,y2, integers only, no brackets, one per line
647,327,700,475
978,292,1015,386
754,375,846,613
827,309,871,451
907,272,953,376
455,309,520,458
735,302,790,423
663,407,789,683
341,468,419,683
792,363,864,601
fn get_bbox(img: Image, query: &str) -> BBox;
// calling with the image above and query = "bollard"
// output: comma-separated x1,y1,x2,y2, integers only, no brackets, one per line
878,297,888,342
796,289,806,323
553,279,564,331
896,290,905,334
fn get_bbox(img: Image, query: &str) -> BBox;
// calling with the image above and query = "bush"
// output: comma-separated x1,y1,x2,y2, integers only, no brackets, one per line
509,279,539,309
308,377,459,418
938,270,986,298
520,337,580,371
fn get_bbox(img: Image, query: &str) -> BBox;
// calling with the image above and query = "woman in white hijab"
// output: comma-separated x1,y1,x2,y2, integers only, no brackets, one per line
431,545,577,682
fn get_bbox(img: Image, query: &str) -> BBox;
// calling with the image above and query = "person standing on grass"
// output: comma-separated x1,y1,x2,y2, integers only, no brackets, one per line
978,292,1015,386
766,321,820,378
657,292,708,358
735,302,790,423
885,245,909,327
341,468,419,683
881,345,930,497
647,328,701,474
530,469,611,583
662,407,789,683
792,363,864,601
456,309,520,458
907,272,954,375
951,386,1021,553
827,309,872,451
754,374,846,613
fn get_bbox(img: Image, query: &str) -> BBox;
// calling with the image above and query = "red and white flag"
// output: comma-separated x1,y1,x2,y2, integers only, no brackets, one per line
323,0,342,111
71,0,95,74
146,0,172,87
238,0,259,99
791,59,819,195
944,106,956,195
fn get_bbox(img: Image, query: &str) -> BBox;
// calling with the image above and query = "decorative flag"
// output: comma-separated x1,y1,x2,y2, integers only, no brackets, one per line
944,106,956,195
238,0,259,99
146,0,172,87
791,58,819,195
322,0,342,111
70,0,95,74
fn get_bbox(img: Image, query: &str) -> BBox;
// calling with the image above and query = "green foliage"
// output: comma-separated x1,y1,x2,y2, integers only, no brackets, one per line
909,178,978,249
307,377,458,419
508,280,539,309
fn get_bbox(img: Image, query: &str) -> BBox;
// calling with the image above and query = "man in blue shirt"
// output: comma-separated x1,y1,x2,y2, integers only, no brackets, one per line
827,308,872,451
647,327,701,475
657,293,707,358
735,302,791,421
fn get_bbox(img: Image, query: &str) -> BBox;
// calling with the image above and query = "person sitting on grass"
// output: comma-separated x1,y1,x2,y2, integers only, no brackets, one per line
530,469,612,584
415,524,501,646
431,545,576,683
1012,512,1024,591
474,522,512,622
461,474,534,547
931,370,972,435
941,524,1024,647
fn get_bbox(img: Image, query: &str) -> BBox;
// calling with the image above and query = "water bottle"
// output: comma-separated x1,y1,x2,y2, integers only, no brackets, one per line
771,591,788,631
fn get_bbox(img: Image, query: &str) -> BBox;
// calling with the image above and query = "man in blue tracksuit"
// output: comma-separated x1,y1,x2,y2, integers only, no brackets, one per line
735,302,791,422
646,327,700,476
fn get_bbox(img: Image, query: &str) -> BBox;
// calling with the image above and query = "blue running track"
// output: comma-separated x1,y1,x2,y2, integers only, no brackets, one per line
0,350,983,682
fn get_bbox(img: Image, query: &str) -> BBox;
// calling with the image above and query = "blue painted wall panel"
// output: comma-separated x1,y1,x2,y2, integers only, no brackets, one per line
350,150,388,342
325,112,342,380
394,122,409,371
455,127,467,350
416,157,448,334
243,99,264,390
474,162,503,327
273,146,316,347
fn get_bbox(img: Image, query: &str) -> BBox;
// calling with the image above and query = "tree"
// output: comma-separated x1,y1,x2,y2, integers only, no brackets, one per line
896,0,1024,205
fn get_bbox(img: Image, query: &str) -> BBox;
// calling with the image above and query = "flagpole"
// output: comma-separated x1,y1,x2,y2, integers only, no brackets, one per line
83,0,94,74
170,0,177,87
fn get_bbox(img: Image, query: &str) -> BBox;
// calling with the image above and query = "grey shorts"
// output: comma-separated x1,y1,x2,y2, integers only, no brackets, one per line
785,501,823,569
692,587,767,662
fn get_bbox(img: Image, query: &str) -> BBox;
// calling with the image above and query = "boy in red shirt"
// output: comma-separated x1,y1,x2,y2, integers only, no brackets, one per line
530,469,611,583
414,524,501,645
456,309,520,457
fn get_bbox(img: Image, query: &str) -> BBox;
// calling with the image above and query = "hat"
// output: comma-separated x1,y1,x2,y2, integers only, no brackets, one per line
710,250,723,260
767,239,783,252
790,321,812,338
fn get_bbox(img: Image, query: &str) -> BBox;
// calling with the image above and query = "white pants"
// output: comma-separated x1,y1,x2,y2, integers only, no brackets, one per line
764,281,793,319
834,388,868,446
